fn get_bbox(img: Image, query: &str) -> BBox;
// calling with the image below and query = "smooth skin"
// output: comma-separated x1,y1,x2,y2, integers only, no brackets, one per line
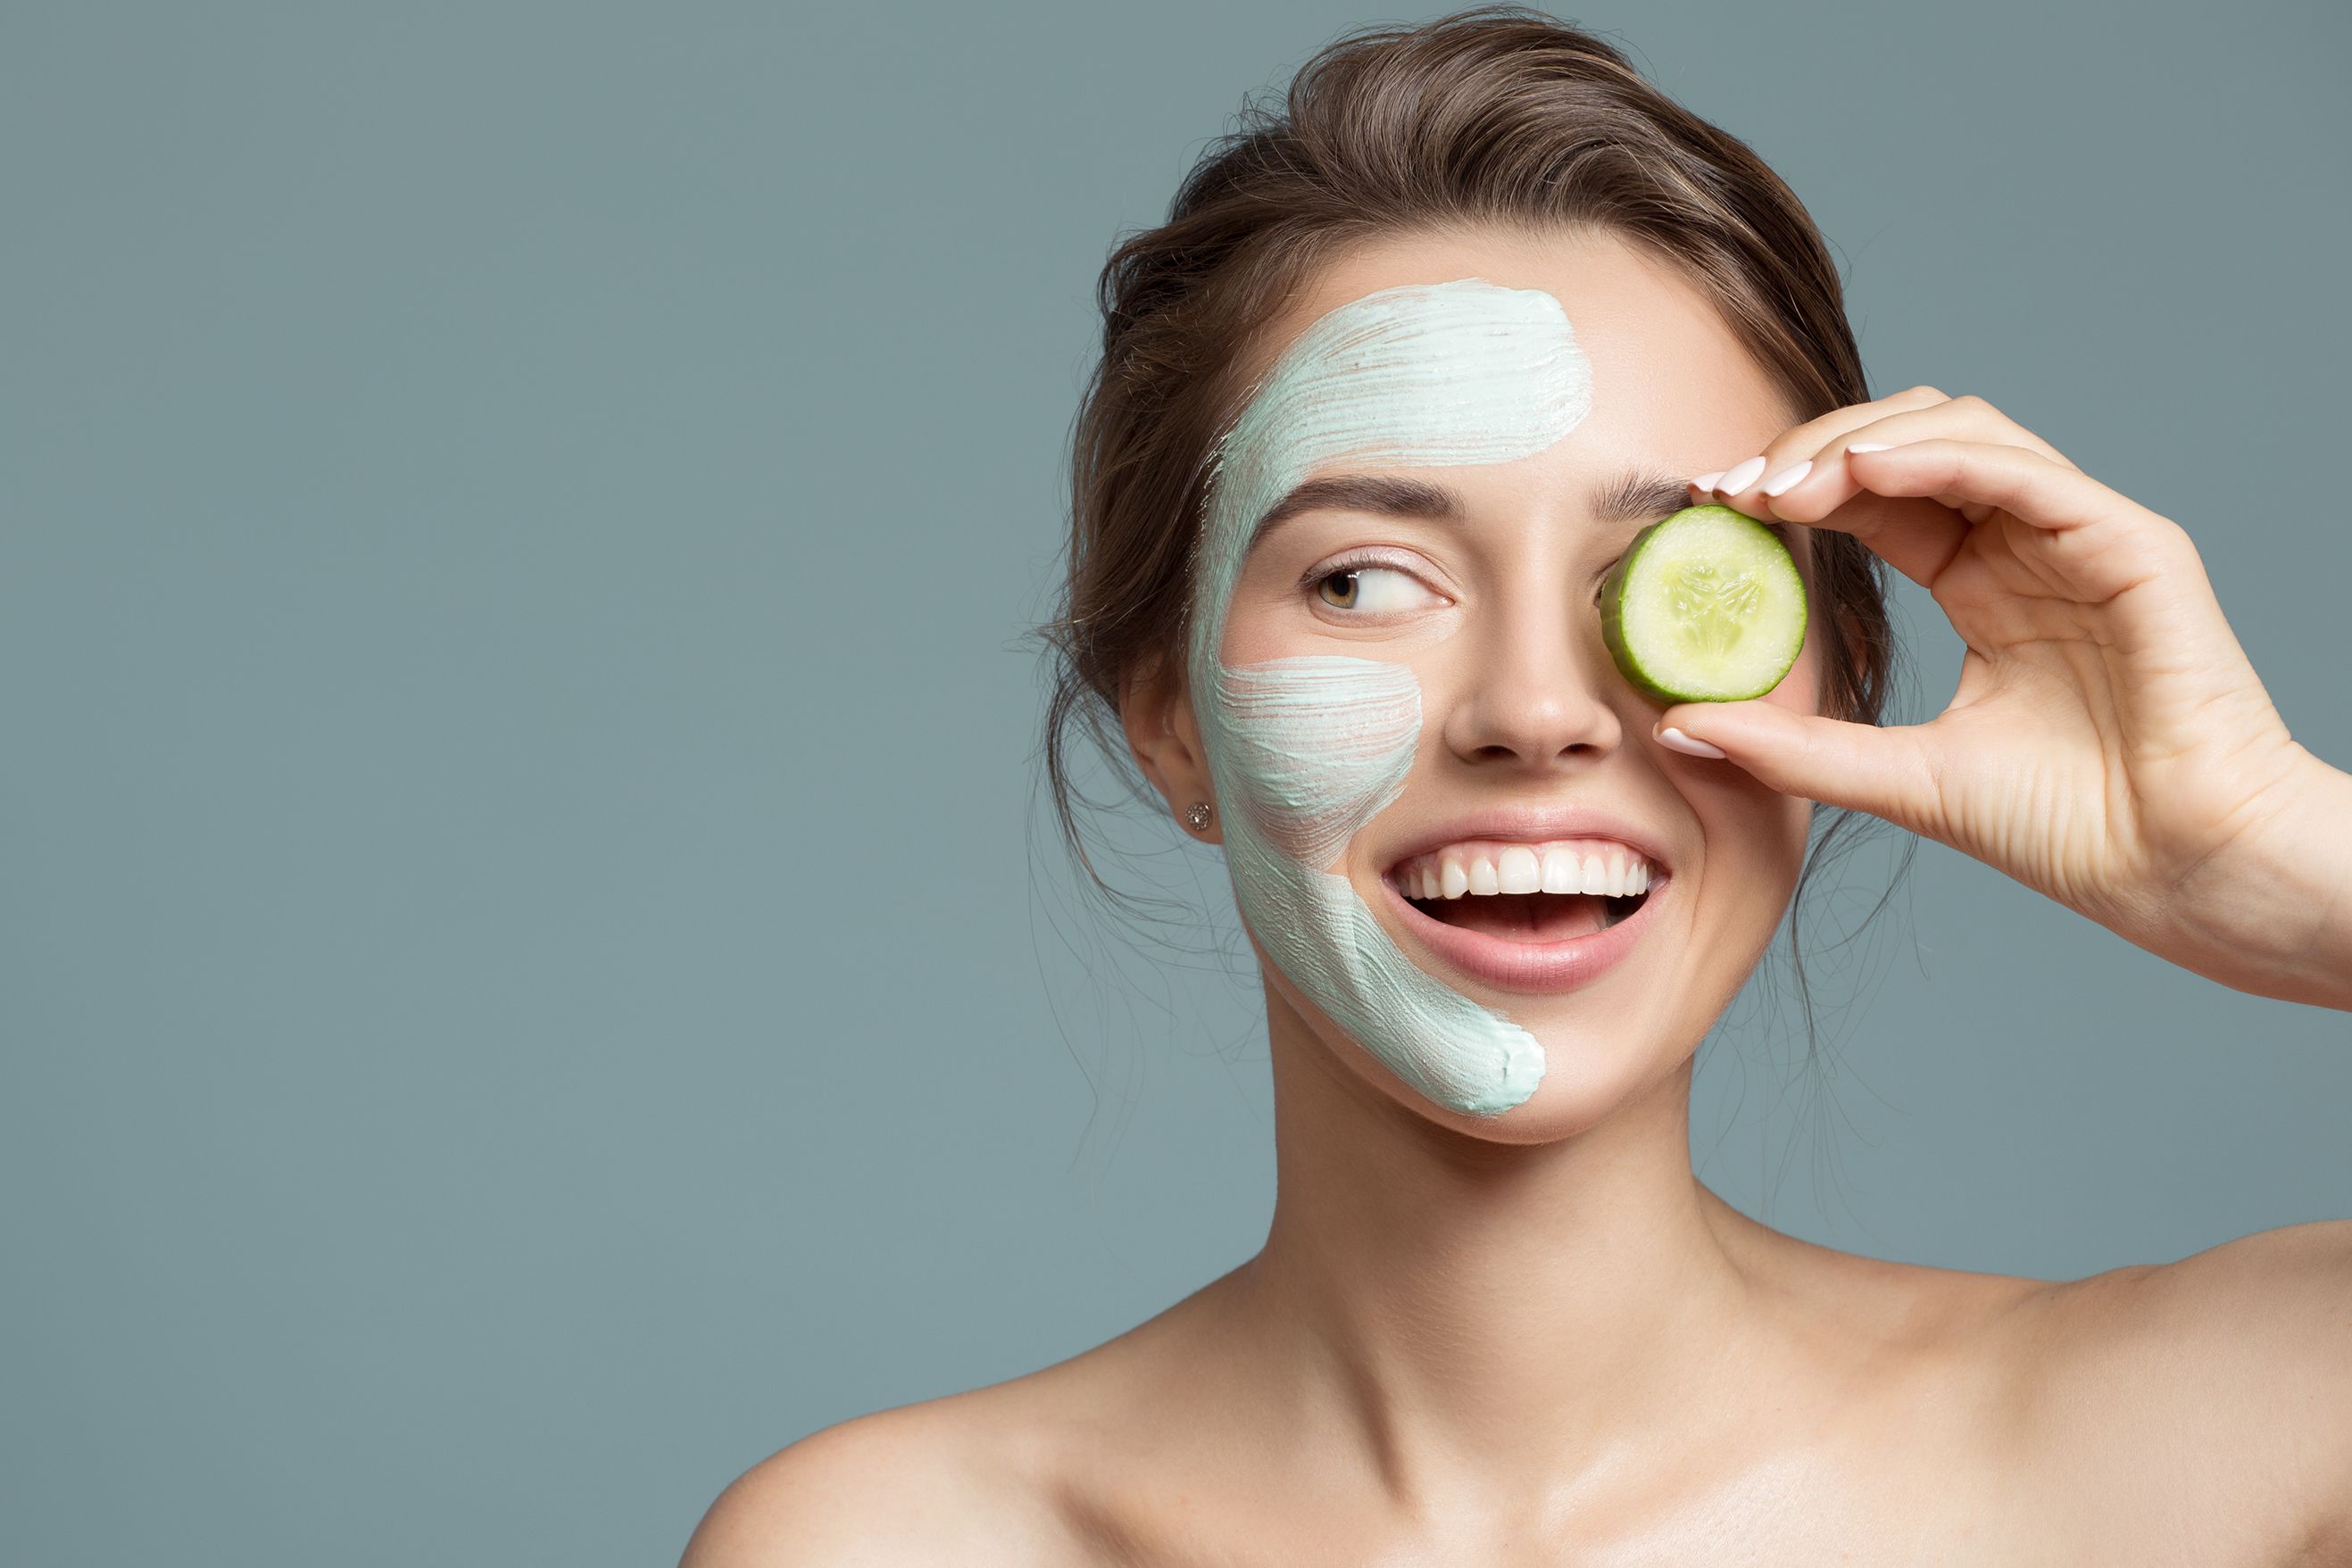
684,227,2352,1565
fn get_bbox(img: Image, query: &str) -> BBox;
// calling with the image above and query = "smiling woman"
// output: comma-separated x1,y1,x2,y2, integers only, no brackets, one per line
1154,253,1842,1129
1043,39,1877,1107
683,5,2352,1563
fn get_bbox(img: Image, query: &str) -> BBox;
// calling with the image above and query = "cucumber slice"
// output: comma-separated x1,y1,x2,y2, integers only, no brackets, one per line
1600,503,1806,703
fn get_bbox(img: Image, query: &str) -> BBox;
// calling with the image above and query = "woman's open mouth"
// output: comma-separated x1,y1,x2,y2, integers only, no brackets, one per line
1380,838,1666,993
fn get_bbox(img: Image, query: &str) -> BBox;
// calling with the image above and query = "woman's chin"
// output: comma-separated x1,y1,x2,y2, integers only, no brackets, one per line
1371,1025,1695,1144
1251,946,1709,1148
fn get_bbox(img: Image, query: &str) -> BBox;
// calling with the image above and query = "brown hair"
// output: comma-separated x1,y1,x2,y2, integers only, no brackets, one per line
1030,6,1915,1124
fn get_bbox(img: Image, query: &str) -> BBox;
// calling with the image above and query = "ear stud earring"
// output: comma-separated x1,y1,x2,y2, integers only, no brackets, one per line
1183,801,1213,833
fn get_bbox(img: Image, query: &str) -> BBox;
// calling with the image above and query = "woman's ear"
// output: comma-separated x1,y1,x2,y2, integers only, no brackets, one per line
1118,651,1220,843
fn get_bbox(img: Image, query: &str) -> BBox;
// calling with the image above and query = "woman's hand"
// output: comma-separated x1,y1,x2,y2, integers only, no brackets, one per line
1657,385,2352,1010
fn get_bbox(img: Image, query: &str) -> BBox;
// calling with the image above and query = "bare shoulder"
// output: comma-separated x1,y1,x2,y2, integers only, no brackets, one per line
677,1390,1092,1568
676,1270,1248,1567
1997,1217,2352,1560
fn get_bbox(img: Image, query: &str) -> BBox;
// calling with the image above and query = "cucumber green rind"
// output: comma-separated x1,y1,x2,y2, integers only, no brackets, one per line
1600,503,1807,705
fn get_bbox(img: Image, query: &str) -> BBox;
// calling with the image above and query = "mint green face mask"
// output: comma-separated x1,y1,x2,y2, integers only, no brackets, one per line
1186,278,1595,1116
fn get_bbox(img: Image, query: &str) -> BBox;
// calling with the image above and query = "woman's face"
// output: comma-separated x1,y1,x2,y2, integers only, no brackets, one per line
1184,225,1821,1141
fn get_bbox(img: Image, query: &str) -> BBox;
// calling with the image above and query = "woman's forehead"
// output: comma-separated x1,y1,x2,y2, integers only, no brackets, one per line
1244,230,1786,452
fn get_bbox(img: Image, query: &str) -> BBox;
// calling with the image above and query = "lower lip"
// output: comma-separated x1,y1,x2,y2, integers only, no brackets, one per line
1378,872,1668,994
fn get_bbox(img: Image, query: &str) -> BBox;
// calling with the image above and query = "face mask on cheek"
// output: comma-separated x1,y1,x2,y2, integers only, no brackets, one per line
1186,278,1594,1116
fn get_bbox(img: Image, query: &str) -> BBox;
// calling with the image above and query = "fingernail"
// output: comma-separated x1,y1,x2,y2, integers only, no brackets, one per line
1716,454,1767,493
1657,726,1728,759
1759,459,1812,497
1691,470,1725,491
1845,441,1894,454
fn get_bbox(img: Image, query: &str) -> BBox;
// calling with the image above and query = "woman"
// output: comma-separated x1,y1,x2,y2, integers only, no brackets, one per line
687,9,2352,1561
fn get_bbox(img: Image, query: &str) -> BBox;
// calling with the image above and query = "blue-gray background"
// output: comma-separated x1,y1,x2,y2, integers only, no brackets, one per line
4,3,2346,1562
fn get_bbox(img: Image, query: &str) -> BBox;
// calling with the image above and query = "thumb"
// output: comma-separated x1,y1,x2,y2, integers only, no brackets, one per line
1655,701,1940,833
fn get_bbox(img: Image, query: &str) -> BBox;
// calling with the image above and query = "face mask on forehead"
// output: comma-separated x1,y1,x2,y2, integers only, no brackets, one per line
1187,278,1596,1116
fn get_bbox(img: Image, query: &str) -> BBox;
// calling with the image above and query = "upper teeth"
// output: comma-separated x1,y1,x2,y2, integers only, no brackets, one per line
1392,840,1657,901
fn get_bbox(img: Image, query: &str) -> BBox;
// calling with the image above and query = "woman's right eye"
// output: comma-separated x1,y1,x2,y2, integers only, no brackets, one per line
1312,564,1441,616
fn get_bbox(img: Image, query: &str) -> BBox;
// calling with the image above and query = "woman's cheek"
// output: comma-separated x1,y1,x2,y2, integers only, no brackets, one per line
1209,653,1421,874
1689,626,1819,891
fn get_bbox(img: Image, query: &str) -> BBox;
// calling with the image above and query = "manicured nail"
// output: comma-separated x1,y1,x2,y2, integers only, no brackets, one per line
1691,470,1725,491
1716,454,1767,493
1657,726,1727,759
1759,459,1812,497
1845,441,1894,454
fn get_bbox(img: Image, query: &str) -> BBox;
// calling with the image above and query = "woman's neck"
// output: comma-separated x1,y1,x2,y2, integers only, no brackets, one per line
1218,997,1795,1513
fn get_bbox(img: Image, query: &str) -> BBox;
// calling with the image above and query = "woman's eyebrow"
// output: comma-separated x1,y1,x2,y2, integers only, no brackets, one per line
1588,470,1705,534
1245,469,1698,557
1246,474,1463,555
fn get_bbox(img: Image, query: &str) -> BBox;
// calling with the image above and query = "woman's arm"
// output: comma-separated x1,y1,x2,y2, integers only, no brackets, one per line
1654,386,2352,1013
2160,746,2352,1009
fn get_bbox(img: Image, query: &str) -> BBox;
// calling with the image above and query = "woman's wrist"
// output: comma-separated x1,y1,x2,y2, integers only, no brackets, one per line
2162,746,2352,1010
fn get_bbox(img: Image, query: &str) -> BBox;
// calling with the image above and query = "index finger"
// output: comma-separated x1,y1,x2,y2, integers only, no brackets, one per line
1687,452,1967,592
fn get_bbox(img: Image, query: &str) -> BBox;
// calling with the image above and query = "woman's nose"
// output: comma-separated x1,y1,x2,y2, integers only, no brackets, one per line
1437,596,1625,767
